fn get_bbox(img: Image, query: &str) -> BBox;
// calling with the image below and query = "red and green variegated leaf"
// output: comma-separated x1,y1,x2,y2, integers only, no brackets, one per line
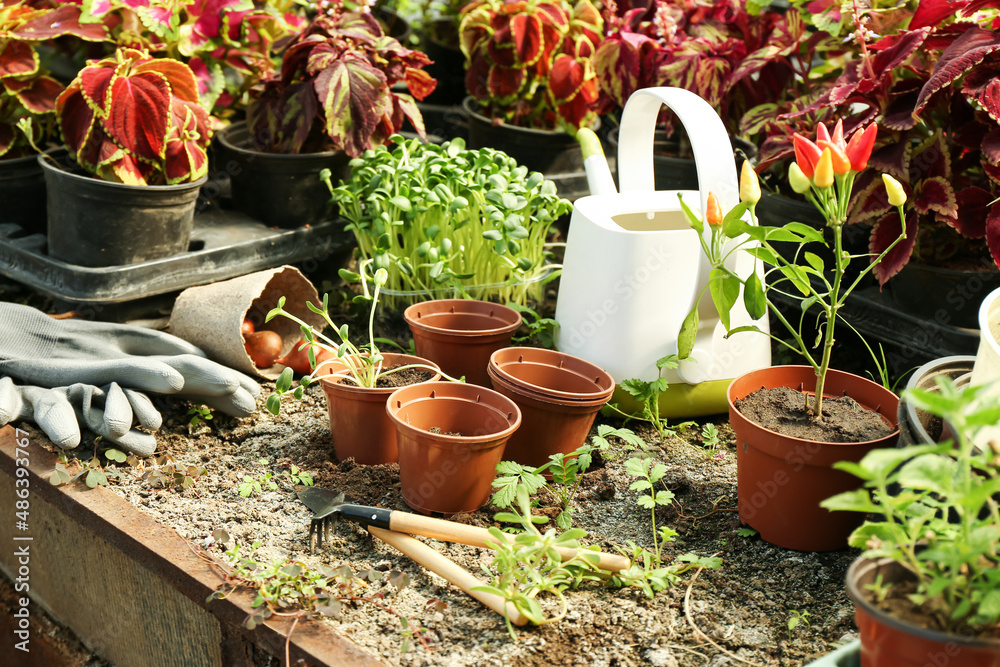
871,209,919,286
265,80,317,154
487,64,524,101
738,103,778,138
871,29,930,79
106,69,171,160
910,0,969,30
11,5,108,42
465,55,490,99
983,128,1000,166
987,202,1000,269
510,13,543,65
187,57,225,111
962,62,1000,96
849,172,895,223
549,54,584,102
134,58,199,104
9,75,63,114
487,28,518,68
951,186,992,238
56,85,95,154
164,106,208,184
79,60,117,118
915,27,1000,116
569,0,602,47
314,55,389,158
393,92,424,138
911,132,951,181
404,67,436,102
0,40,38,79
83,0,115,19
914,176,958,219
867,138,911,181
76,121,125,172
986,161,1000,186
330,11,383,48
883,84,921,131
0,123,14,157
535,1,568,31
104,153,148,186
979,78,1000,125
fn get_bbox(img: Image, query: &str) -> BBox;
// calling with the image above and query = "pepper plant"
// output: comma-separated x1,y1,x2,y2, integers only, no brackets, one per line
326,134,571,310
681,120,907,418
821,378,1000,635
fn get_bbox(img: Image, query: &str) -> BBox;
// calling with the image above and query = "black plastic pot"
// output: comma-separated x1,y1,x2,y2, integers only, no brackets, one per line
890,261,1000,330
462,96,589,200
0,153,47,235
216,122,351,229
420,18,466,106
39,152,205,268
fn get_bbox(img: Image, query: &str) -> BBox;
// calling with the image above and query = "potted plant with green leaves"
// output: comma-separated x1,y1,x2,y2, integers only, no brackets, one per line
1,1,107,234
821,377,1000,665
218,3,437,228
458,0,603,196
683,119,909,551
326,133,572,309
36,46,211,268
266,268,448,466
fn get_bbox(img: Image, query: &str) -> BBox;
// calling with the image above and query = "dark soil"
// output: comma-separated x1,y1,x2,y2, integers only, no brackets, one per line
428,427,465,436
736,386,894,443
865,579,1000,641
375,366,435,388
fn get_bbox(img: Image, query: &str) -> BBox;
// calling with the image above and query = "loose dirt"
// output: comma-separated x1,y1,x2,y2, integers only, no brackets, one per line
736,386,894,443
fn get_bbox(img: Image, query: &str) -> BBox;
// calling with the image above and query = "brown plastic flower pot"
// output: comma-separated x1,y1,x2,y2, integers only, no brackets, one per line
847,557,1000,666
403,299,522,386
488,348,614,468
729,366,899,552
386,381,521,514
318,353,441,465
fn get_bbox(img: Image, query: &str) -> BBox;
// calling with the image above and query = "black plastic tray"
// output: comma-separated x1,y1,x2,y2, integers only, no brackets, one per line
0,207,351,304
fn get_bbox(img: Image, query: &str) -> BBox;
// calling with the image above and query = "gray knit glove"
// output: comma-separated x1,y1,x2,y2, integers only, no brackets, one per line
0,303,261,454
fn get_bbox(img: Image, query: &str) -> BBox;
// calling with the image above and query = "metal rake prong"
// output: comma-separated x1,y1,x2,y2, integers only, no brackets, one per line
307,514,339,554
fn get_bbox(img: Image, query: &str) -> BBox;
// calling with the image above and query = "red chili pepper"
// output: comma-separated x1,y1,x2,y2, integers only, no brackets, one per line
818,139,851,175
816,122,831,143
706,192,723,227
792,133,823,179
831,119,845,151
845,124,878,172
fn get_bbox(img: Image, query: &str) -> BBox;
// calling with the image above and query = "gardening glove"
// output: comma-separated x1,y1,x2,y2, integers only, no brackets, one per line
0,303,261,450
0,377,161,456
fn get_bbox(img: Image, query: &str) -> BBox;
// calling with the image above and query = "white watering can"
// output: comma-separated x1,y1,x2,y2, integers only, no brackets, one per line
554,87,771,417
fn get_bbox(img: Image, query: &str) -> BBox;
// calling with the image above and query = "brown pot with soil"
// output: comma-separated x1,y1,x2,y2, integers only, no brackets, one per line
729,366,899,552
318,353,441,465
386,381,521,515
847,557,1000,667
487,347,614,468
403,299,522,386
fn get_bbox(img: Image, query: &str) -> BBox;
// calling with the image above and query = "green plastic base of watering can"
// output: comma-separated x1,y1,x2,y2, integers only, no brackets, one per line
603,379,733,419
804,640,860,666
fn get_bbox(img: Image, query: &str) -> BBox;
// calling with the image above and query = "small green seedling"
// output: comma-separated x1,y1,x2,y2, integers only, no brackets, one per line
606,354,681,439
187,404,213,428
787,609,811,641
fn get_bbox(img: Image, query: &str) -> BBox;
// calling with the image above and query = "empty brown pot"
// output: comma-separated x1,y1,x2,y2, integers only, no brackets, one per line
488,347,615,468
318,353,441,465
403,299,522,386
387,381,521,514
729,365,899,552
848,557,1000,666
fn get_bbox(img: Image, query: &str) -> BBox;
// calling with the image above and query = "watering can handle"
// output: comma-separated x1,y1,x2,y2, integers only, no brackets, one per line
617,87,739,215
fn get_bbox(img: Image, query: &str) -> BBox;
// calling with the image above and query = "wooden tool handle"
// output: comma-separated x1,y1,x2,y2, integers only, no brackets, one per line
368,526,527,626
388,513,631,573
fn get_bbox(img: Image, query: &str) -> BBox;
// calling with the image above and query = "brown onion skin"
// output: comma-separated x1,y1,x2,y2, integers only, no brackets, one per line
244,330,283,368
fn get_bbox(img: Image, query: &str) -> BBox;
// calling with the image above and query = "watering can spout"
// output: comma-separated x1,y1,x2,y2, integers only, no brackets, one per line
577,128,617,196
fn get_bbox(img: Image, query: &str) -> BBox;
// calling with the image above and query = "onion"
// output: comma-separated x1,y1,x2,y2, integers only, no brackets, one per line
241,318,255,335
276,339,334,375
244,330,283,368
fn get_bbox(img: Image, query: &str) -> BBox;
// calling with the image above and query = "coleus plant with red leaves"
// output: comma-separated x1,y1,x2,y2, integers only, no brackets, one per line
459,0,604,131
593,0,841,141
56,47,211,185
762,0,1000,284
245,7,436,156
77,0,305,117
1,0,108,158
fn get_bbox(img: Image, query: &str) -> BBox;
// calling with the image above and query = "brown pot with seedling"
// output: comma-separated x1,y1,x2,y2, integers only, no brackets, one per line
266,268,448,465
683,120,908,551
